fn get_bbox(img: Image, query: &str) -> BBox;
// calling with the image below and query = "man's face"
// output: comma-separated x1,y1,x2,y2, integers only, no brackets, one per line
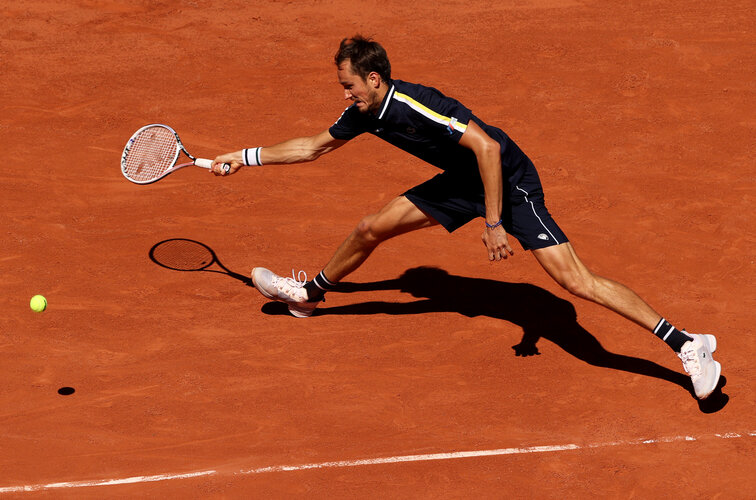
337,61,380,113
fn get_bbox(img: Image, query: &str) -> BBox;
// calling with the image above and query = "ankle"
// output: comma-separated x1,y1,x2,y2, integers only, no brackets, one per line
304,270,337,302
653,318,693,353
304,281,325,302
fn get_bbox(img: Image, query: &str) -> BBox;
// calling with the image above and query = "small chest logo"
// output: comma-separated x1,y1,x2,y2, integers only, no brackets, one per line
406,126,416,134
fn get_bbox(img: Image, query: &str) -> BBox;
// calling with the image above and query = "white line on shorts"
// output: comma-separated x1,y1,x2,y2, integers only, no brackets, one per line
514,186,561,244
1,431,753,493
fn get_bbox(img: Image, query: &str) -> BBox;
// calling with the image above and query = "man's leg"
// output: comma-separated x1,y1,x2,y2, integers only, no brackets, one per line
531,242,661,330
322,195,439,283
251,195,437,317
532,241,721,399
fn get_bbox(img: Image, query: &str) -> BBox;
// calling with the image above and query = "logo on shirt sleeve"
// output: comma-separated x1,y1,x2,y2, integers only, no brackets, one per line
446,117,458,135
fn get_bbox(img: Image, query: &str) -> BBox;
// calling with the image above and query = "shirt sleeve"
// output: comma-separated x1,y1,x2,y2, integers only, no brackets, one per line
328,105,369,140
397,86,473,143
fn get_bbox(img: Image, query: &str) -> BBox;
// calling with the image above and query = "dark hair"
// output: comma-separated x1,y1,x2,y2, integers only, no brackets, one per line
334,35,391,83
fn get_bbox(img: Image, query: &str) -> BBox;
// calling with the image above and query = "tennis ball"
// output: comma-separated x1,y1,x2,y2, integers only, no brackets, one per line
30,295,47,313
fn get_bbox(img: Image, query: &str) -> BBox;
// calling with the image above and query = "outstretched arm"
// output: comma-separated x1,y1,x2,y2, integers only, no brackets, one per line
458,120,514,261
210,129,347,175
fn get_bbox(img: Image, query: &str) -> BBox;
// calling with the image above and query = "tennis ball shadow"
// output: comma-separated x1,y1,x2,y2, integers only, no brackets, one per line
57,387,75,396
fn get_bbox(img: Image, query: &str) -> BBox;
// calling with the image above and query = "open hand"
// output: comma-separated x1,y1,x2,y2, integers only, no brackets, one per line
481,225,514,261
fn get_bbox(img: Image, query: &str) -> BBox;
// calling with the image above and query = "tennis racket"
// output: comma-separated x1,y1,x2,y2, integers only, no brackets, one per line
121,124,230,184
149,238,252,286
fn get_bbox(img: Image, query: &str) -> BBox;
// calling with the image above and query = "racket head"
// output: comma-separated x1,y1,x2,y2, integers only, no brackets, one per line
149,238,216,271
121,124,183,184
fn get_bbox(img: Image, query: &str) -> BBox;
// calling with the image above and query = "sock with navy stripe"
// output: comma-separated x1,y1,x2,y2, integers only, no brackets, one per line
304,271,336,302
653,318,693,352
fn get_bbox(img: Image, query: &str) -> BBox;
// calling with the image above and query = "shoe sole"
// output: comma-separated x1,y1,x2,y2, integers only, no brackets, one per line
698,360,722,400
697,334,721,400
288,304,316,318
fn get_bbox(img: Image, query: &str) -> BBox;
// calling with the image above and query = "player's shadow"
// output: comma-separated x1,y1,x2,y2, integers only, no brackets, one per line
262,266,727,411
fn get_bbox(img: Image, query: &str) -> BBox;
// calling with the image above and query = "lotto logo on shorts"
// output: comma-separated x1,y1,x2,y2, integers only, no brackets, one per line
538,233,549,240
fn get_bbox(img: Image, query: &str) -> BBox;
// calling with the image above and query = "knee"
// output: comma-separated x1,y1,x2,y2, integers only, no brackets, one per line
352,215,383,247
559,272,598,301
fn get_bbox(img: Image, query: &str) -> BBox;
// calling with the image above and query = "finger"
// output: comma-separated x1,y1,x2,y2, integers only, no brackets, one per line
212,162,228,176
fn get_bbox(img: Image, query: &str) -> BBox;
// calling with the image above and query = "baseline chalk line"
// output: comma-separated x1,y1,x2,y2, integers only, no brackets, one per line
2,431,754,493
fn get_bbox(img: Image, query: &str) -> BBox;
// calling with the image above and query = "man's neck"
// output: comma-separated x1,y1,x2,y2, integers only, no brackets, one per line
370,81,391,114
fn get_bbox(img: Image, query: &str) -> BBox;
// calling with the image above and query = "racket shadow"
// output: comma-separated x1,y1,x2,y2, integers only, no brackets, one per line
148,238,253,287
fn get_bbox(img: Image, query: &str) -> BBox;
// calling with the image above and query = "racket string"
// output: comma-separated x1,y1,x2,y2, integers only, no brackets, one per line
123,126,179,182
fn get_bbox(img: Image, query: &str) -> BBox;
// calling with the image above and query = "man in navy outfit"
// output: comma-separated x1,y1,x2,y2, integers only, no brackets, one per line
211,35,721,400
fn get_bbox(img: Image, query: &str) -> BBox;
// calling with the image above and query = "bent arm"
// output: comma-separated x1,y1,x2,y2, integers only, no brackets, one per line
211,129,347,174
459,120,503,226
458,120,514,260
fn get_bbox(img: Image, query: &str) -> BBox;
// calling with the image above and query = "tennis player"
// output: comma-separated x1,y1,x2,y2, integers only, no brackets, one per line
211,35,721,399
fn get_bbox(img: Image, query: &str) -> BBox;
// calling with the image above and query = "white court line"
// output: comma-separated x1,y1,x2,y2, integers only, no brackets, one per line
0,471,216,494
2,431,754,493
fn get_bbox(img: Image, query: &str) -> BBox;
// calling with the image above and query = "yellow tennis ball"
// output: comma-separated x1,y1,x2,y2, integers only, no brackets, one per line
30,295,47,313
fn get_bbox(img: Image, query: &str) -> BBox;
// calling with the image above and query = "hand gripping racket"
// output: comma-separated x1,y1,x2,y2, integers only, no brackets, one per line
121,124,230,184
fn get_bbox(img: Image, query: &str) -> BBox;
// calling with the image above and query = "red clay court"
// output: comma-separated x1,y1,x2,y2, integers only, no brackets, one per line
1,0,754,497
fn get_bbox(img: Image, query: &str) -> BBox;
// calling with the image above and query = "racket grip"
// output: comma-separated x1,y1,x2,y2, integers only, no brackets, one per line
195,158,231,173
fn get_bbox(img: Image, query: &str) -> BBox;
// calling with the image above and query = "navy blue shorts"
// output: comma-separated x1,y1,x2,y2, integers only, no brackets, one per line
403,161,568,250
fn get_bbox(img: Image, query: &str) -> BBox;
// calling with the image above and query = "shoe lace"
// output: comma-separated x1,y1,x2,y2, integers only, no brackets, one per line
273,270,308,295
678,347,701,377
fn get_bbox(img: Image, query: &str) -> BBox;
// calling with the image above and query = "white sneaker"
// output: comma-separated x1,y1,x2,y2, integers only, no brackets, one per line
251,267,319,318
678,333,721,399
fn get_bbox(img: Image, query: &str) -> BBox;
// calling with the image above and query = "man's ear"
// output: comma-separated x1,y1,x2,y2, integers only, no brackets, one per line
367,71,382,88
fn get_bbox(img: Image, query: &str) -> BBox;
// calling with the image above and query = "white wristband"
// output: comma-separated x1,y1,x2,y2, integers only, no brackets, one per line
243,147,263,166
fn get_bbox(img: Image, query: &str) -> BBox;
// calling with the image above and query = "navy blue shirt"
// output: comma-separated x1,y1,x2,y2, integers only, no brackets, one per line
329,79,531,180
